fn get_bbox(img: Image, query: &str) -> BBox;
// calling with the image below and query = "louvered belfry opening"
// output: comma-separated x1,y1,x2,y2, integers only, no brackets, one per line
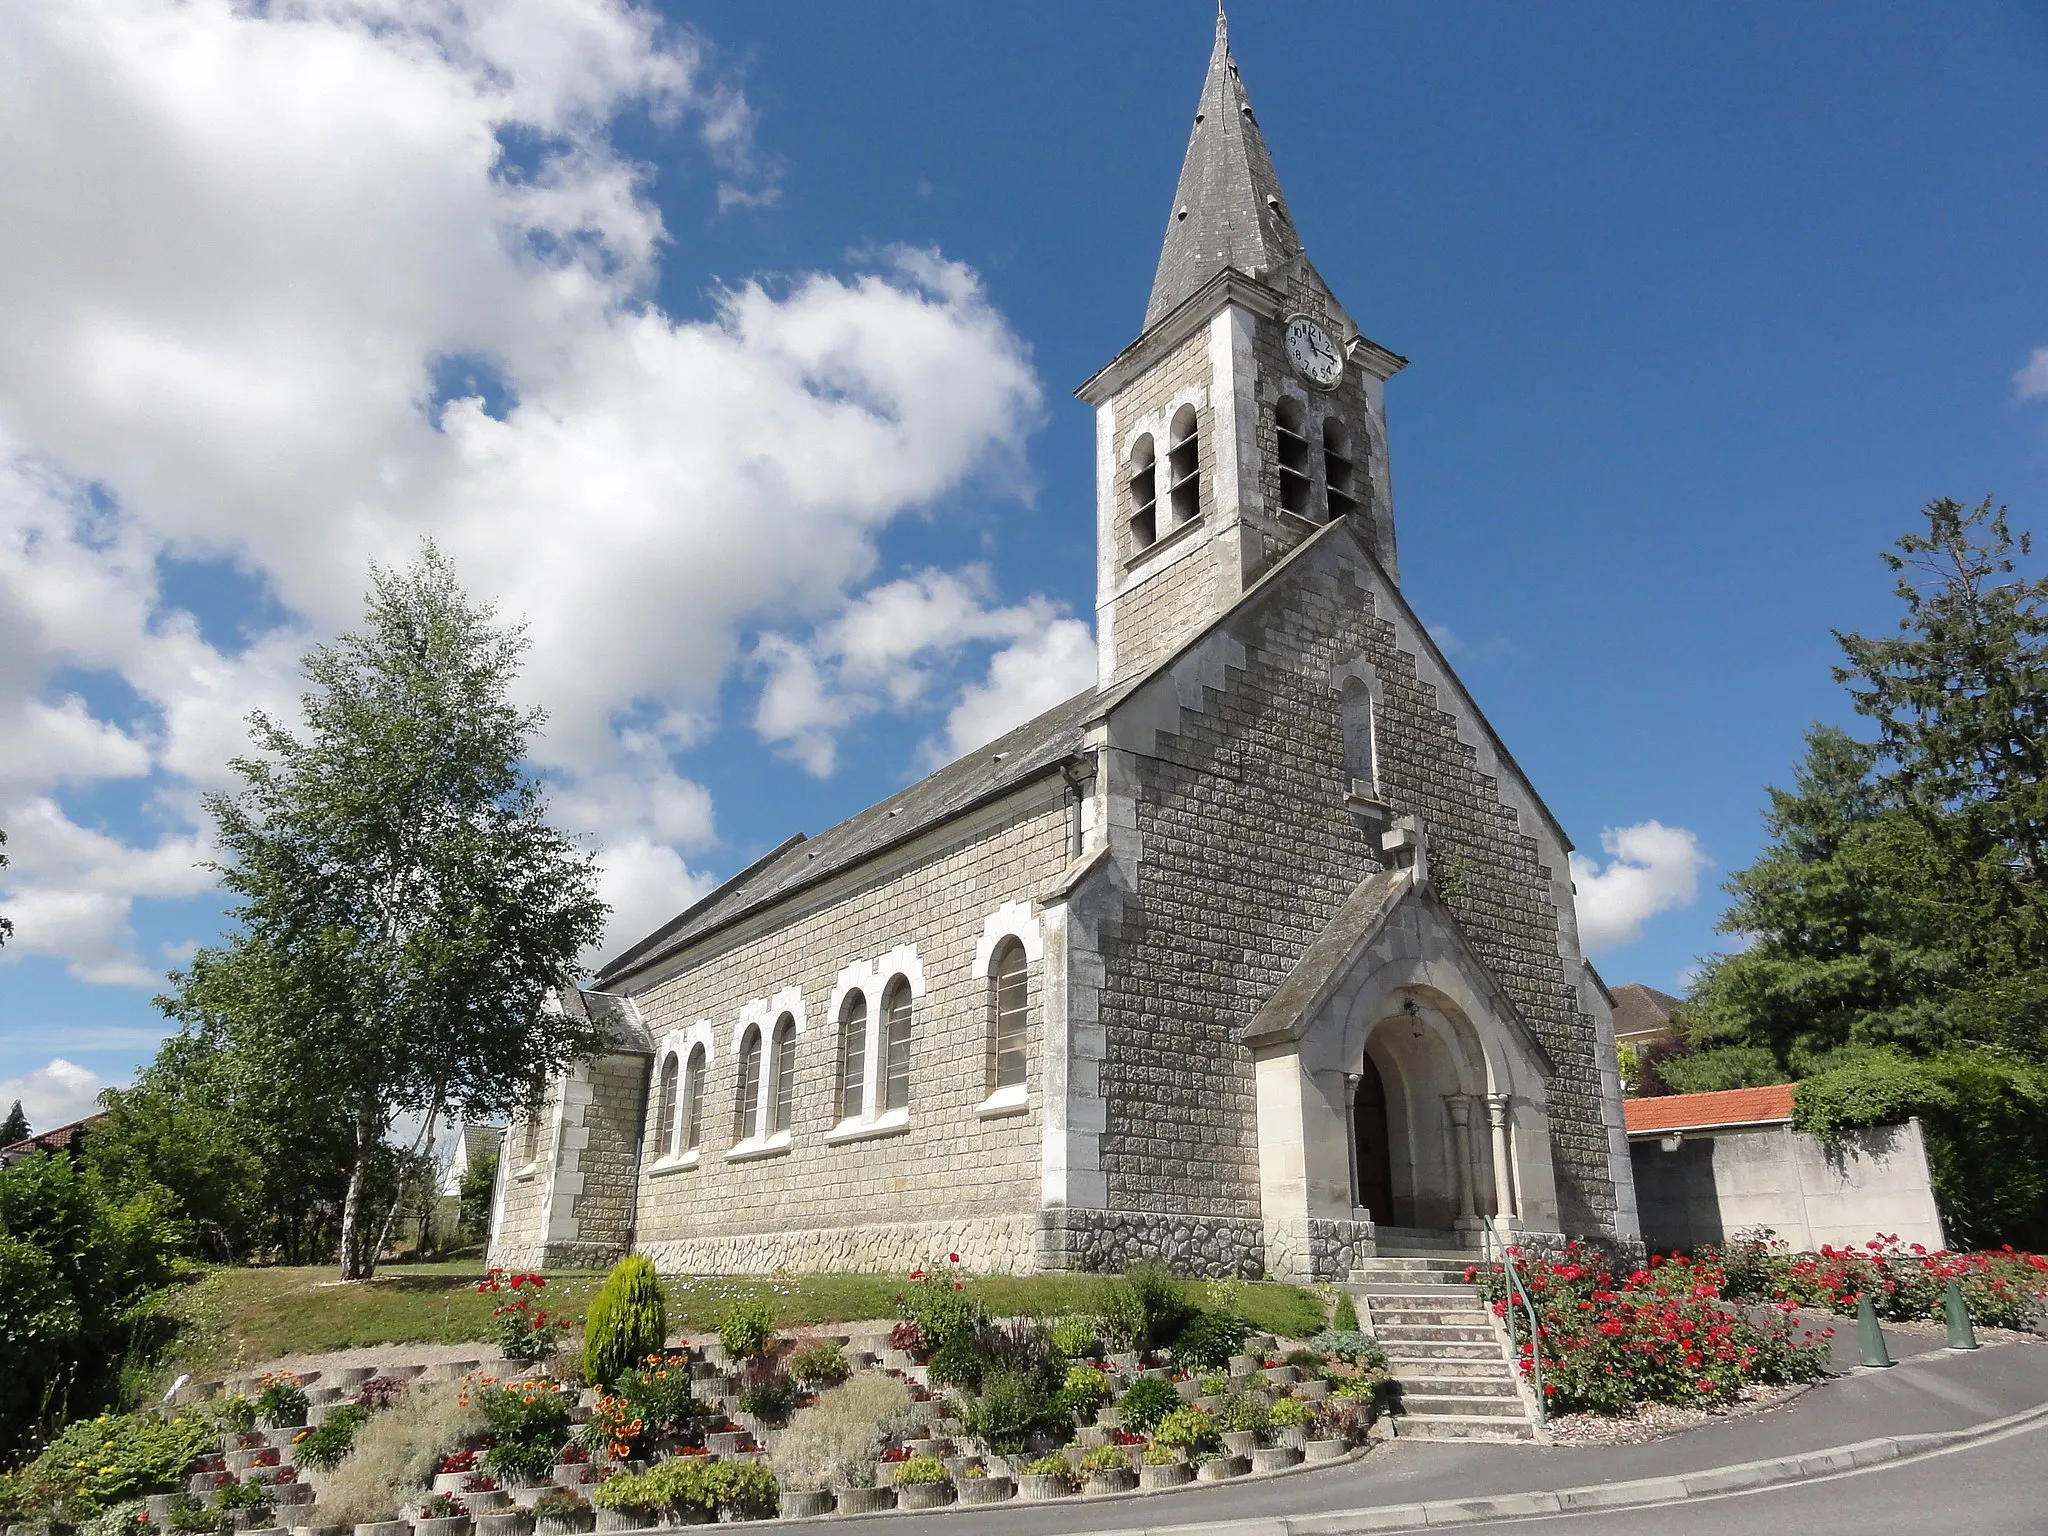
1324,417,1358,519
1167,405,1200,525
1275,396,1310,517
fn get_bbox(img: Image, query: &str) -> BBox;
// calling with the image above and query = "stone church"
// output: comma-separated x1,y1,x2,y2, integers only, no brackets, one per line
489,14,1642,1284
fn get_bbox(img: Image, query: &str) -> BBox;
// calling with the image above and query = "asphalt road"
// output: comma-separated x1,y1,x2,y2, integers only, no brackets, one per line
1492,1414,2048,1535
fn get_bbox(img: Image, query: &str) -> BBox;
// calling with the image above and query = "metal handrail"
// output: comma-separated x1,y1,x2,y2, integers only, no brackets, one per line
1481,1214,1546,1429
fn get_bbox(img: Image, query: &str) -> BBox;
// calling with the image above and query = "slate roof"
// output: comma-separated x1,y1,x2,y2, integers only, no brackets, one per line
1624,1085,1796,1136
596,686,1097,987
1146,9,1306,328
1610,981,1685,1042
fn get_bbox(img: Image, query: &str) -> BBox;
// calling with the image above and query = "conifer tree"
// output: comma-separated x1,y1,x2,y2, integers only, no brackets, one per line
0,1100,27,1144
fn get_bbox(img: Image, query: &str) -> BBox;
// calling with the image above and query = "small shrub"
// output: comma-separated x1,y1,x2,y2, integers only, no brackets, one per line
530,1490,587,1520
896,1258,988,1353
420,1493,464,1520
210,1395,256,1435
1151,1405,1219,1452
1169,1309,1250,1369
476,1271,568,1365
1097,1263,1195,1351
354,1376,408,1411
293,1404,369,1471
479,1381,574,1482
1115,1377,1181,1432
736,1360,797,1423
787,1341,850,1389
770,1375,914,1493
968,1367,1067,1454
1329,1290,1360,1332
582,1255,668,1389
1212,1392,1269,1434
1197,1369,1228,1396
253,1373,309,1428
1141,1443,1179,1465
1019,1455,1072,1483
891,1455,950,1486
315,1379,487,1527
715,1295,780,1361
925,1334,984,1391
1054,1364,1108,1422
1076,1446,1127,1474
15,1413,218,1516
1309,1329,1387,1372
1330,1374,1383,1402
1268,1397,1311,1428
887,1319,923,1354
1049,1314,1099,1359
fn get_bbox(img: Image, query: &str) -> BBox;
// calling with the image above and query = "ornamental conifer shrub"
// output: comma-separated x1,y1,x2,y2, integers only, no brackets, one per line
582,1254,667,1388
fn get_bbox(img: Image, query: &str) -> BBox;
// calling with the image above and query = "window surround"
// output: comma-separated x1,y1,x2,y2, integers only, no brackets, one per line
824,945,926,1137
728,986,806,1156
649,1022,715,1172
973,1083,1030,1119
974,903,1041,1110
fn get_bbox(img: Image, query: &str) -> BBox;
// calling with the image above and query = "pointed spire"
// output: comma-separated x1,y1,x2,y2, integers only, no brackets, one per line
1144,8,1304,327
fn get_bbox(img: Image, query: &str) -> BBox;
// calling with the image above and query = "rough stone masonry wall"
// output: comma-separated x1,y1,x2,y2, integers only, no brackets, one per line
1105,326,1229,688
625,785,1072,1275
1094,535,1620,1254
490,1084,556,1273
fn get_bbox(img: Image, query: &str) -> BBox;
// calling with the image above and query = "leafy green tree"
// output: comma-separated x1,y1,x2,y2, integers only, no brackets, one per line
0,1101,27,1145
0,1154,185,1454
162,545,609,1279
458,1139,500,1240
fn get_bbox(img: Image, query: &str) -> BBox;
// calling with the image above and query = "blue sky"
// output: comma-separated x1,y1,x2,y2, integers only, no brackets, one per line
2,0,2045,1129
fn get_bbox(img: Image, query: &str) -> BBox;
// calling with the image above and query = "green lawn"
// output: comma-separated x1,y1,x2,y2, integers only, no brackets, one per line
162,1261,1325,1378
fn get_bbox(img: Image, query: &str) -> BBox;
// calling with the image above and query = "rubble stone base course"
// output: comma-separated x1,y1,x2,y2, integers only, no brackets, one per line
640,1214,1041,1276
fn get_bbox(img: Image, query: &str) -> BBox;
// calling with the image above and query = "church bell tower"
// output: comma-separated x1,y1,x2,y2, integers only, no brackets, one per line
1077,10,1407,689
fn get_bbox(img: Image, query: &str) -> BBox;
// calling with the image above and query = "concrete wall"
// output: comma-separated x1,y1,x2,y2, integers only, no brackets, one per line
1630,1119,1946,1254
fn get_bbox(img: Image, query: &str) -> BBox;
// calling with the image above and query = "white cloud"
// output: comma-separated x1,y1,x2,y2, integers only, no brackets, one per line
0,0,1050,980
936,619,1098,765
1570,820,1711,954
2016,347,2048,403
753,569,1087,777
0,1058,111,1132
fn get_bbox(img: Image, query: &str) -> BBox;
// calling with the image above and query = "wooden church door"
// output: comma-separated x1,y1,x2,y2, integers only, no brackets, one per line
1353,1057,1395,1219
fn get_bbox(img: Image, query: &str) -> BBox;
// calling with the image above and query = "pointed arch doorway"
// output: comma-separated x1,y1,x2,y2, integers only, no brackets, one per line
1352,1055,1395,1220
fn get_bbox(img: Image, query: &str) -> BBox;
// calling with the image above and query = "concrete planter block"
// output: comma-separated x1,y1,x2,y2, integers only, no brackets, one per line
893,1484,952,1511
306,1388,344,1408
332,1369,376,1390
955,1477,1013,1506
387,1366,430,1382
430,1476,469,1497
1108,1353,1141,1374
1138,1463,1193,1490
1220,1431,1260,1457
903,1437,950,1459
290,1526,351,1536
1295,1379,1331,1400
1074,1426,1110,1449
1137,1367,1172,1381
591,1510,649,1533
1196,1395,1225,1413
1016,1475,1073,1502
1226,1356,1260,1377
534,1514,595,1536
704,1432,745,1456
1251,1447,1302,1473
413,1517,472,1536
940,1457,982,1480
1246,1335,1277,1355
146,1497,180,1523
833,1489,894,1516
1273,1426,1308,1450
774,1491,833,1519
1083,1470,1138,1496
1197,1456,1250,1482
353,1522,412,1536
457,1492,509,1515
1302,1439,1348,1463
475,1514,533,1536
1261,1366,1300,1386
243,1528,287,1536
273,1486,315,1508
432,1362,483,1383
1095,1408,1122,1430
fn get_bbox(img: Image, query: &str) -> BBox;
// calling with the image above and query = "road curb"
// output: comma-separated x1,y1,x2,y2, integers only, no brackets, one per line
1107,1396,2048,1534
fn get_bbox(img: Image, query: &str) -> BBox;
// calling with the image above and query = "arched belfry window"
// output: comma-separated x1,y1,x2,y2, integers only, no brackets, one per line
882,977,914,1112
1128,434,1158,550
1324,417,1359,520
733,1026,763,1142
1167,406,1200,525
681,1044,706,1152
770,1014,798,1135
654,1053,680,1157
1275,396,1310,518
989,939,1029,1092
838,992,868,1123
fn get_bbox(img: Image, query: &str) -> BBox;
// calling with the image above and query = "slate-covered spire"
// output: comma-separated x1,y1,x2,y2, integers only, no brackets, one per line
1144,7,1305,328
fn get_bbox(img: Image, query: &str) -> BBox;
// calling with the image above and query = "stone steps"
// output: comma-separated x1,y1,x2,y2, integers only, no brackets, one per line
1352,1267,1538,1446
1392,1413,1538,1443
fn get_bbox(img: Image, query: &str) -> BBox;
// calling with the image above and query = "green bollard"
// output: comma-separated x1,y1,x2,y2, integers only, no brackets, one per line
1856,1292,1893,1368
1944,1280,1981,1350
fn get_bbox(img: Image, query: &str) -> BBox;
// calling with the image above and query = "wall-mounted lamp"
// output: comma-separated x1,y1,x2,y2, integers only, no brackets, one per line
1402,996,1423,1040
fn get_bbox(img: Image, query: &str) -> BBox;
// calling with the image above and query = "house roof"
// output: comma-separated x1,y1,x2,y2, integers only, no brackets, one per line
1611,981,1685,1041
0,1112,104,1164
1624,1084,1795,1135
595,686,1097,988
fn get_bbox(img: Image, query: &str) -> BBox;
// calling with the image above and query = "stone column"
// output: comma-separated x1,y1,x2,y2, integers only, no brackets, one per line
1485,1094,1516,1220
1343,1072,1361,1210
1445,1095,1476,1223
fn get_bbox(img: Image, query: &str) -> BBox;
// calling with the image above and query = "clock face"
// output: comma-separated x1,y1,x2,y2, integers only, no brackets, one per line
1284,315,1343,389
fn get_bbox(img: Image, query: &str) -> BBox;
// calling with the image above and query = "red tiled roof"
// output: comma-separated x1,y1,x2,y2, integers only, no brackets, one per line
0,1113,104,1163
1624,1085,1795,1135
